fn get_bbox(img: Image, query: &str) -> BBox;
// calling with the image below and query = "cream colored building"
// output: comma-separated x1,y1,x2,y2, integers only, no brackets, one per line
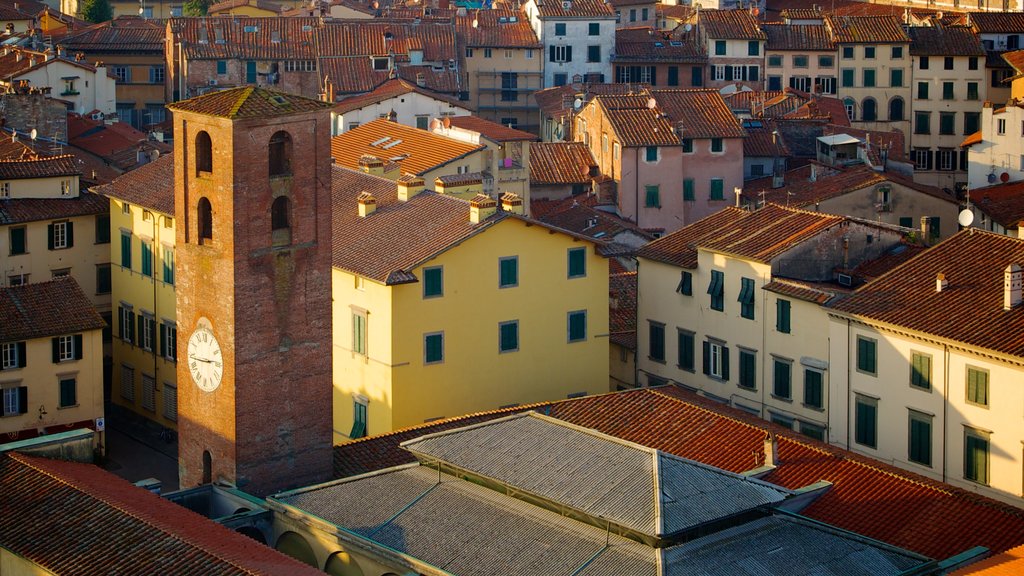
828,230,1024,507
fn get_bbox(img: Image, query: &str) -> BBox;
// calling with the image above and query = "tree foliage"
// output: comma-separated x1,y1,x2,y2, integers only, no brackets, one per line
81,0,113,23
183,0,213,16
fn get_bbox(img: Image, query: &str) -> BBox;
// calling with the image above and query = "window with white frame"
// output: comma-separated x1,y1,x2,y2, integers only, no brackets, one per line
57,335,74,362
52,221,68,249
707,340,726,378
0,182,9,197
1,342,21,370
937,149,956,171
2,387,20,416
284,60,316,72
713,66,726,81
998,119,1006,135
552,45,571,63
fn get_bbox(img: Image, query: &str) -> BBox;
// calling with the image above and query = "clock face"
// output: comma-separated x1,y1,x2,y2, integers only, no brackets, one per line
187,327,223,392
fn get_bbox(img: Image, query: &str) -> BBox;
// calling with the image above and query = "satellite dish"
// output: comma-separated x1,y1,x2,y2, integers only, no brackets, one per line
1001,172,1010,183
30,129,37,140
958,208,975,227
988,172,997,183
683,23,692,32
573,97,583,110
647,97,657,109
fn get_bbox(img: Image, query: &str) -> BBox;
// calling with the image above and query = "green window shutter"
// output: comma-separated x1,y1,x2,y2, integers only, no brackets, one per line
804,370,822,407
17,342,26,368
776,299,791,333
500,258,518,287
10,227,26,254
710,179,724,200
720,346,730,381
649,323,664,361
568,312,586,341
841,69,854,87
47,223,55,250
856,401,877,448
774,361,790,398
217,60,226,74
645,146,657,162
678,332,694,370
899,216,913,228
645,185,660,207
568,248,586,278
683,179,694,201
500,322,518,352
51,337,60,363
17,386,27,414
159,324,167,358
73,334,83,359
702,341,710,375
425,333,443,363
910,417,931,465
121,234,132,268
65,221,73,247
129,311,136,343
137,315,144,348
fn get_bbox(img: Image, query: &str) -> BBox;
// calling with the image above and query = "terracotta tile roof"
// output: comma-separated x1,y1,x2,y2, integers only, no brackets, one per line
445,115,538,141
780,8,822,20
537,201,653,242
783,93,851,126
763,278,836,304
609,270,636,349
333,386,1024,560
660,4,694,21
58,16,166,53
66,114,171,170
826,15,910,44
613,26,705,63
598,89,745,145
723,89,784,111
609,0,653,6
529,192,604,218
455,9,541,48
0,277,105,342
93,154,173,215
0,3,35,20
595,95,679,146
0,50,101,82
168,86,330,119
533,0,614,20
763,23,834,51
968,11,1024,34
699,203,844,262
742,124,789,157
699,9,767,40
171,17,322,61
530,142,596,185
849,242,927,281
973,180,1024,230
0,135,37,161
320,57,388,95
330,119,483,176
208,0,284,14
636,207,748,268
1002,49,1024,75
908,25,985,57
0,189,108,225
0,155,79,179
0,452,324,575
320,19,458,62
950,544,1024,575
331,166,500,283
435,171,484,186
395,65,460,95
831,230,1024,358
533,82,645,119
744,163,947,208
332,78,464,114
988,50,1014,70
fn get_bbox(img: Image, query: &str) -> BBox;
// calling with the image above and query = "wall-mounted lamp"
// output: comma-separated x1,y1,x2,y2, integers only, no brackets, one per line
38,405,47,421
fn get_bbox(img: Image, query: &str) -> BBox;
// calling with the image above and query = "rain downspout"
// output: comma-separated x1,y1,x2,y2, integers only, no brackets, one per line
943,342,949,483
845,318,852,449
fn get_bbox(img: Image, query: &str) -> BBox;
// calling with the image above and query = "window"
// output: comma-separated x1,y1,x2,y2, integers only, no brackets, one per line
9,226,26,255
709,178,724,200
352,312,366,356
789,76,811,92
914,112,931,135
499,256,518,288
119,306,135,344
944,56,954,70
141,375,155,412
644,185,660,208
96,264,111,294
738,277,755,319
966,367,989,407
629,8,636,21
938,149,956,171
917,81,929,100
554,23,566,35
913,148,932,170
53,334,81,362
709,270,725,311
919,56,929,70
198,198,213,242
844,98,855,121
942,81,954,100
424,332,444,364
960,112,979,137
818,55,834,68
350,399,367,439
804,369,823,409
677,329,694,371
792,55,808,68
216,60,227,74
283,60,316,72
48,221,72,250
738,349,756,389
702,340,729,380
112,66,131,83
1,342,25,370
800,422,825,441
141,241,152,277
568,247,586,278
856,336,877,375
641,7,648,19
1,386,26,416
967,56,978,70
271,196,290,240
842,46,854,59
964,427,989,484
95,214,110,244
862,98,877,121
195,131,212,174
499,320,519,353
648,321,665,362
863,69,876,88
710,138,724,153
890,68,903,88
268,131,292,177
423,266,443,298
164,383,177,421
889,97,905,121
667,66,679,86
683,178,695,201
967,82,979,101
998,118,1007,135
908,410,932,466
501,72,518,101
715,40,726,56
160,322,177,362
713,65,726,81
465,47,473,58
910,352,931,390
892,46,903,59
864,46,876,59
120,364,134,402
775,299,791,333
772,358,792,399
645,146,658,162
117,232,131,269
584,44,600,63
768,55,782,68
855,395,877,448
567,310,587,342
149,65,165,84
748,41,759,56
841,68,854,87
588,22,599,35
139,315,155,352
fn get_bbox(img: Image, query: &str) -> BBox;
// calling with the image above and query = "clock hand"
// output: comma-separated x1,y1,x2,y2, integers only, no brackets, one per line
189,354,212,363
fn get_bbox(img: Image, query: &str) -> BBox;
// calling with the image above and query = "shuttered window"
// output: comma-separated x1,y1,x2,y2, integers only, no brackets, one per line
856,336,877,375
855,395,877,448
910,352,931,390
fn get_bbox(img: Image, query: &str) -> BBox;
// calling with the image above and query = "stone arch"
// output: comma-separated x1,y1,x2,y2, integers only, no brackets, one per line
201,450,212,484
197,197,213,244
195,131,212,175
275,531,317,567
324,551,365,576
861,97,877,122
889,96,905,121
269,131,292,177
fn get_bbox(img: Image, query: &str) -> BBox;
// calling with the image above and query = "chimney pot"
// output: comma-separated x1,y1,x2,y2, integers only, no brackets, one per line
936,272,948,292
469,194,497,223
1004,263,1022,310
500,191,524,215
764,433,778,467
397,173,425,201
357,191,377,217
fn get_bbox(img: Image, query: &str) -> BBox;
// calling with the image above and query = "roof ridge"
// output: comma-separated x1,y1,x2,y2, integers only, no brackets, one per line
8,453,269,576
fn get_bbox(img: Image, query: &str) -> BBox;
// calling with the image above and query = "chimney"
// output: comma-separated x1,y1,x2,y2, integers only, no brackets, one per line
386,109,397,122
500,192,524,215
809,164,817,182
1004,263,1023,310
415,72,426,87
764,433,778,467
920,216,932,244
357,191,377,217
397,173,425,201
358,154,385,175
469,194,497,223
15,50,21,62
936,272,948,292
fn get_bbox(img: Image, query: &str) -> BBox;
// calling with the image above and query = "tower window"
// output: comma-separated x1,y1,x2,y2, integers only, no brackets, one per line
195,131,212,175
271,196,291,246
198,197,213,243
269,131,292,177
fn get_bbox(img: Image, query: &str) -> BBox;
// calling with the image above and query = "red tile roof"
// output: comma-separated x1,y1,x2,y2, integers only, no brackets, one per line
529,192,604,218
968,11,1024,34
723,89,784,112
332,78,465,114
93,153,174,215
445,115,538,141
636,206,748,268
831,230,1024,358
320,57,388,95
58,16,166,53
532,0,614,20
0,155,79,179
0,189,108,225
530,142,596,185
972,179,1024,230
208,0,284,14
455,9,541,48
848,242,927,281
784,93,851,126
609,270,637,349
660,4,694,21
826,15,910,44
537,201,653,242
653,89,746,138
1003,49,1024,76
950,544,1024,575
0,452,324,575
333,386,1024,560
908,25,985,57
699,9,767,40
763,23,834,51
613,26,705,63
594,95,680,147
171,16,322,61
167,86,331,119
742,124,789,157
698,203,844,262
763,278,837,304
533,82,645,119
0,277,105,342
330,119,483,176
746,163,953,208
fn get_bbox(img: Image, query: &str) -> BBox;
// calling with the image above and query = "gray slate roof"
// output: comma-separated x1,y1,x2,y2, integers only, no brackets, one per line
399,412,789,539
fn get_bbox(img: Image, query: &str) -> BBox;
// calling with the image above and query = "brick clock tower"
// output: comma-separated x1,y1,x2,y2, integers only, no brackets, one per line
168,88,334,496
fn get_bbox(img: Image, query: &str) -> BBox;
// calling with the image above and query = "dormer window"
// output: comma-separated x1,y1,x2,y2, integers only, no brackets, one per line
372,57,390,71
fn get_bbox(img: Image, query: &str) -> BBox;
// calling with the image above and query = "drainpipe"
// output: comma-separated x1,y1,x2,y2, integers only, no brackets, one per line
634,148,640,228
760,271,768,419
943,342,949,483
633,256,641,388
845,318,852,450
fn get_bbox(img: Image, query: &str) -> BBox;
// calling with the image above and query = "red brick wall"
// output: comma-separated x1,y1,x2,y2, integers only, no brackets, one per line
184,59,322,100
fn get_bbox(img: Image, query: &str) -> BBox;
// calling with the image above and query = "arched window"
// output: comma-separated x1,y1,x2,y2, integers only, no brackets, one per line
271,196,290,230
198,197,213,243
843,98,856,122
889,97,905,121
269,131,292,177
861,98,877,122
196,131,212,175
201,450,212,484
